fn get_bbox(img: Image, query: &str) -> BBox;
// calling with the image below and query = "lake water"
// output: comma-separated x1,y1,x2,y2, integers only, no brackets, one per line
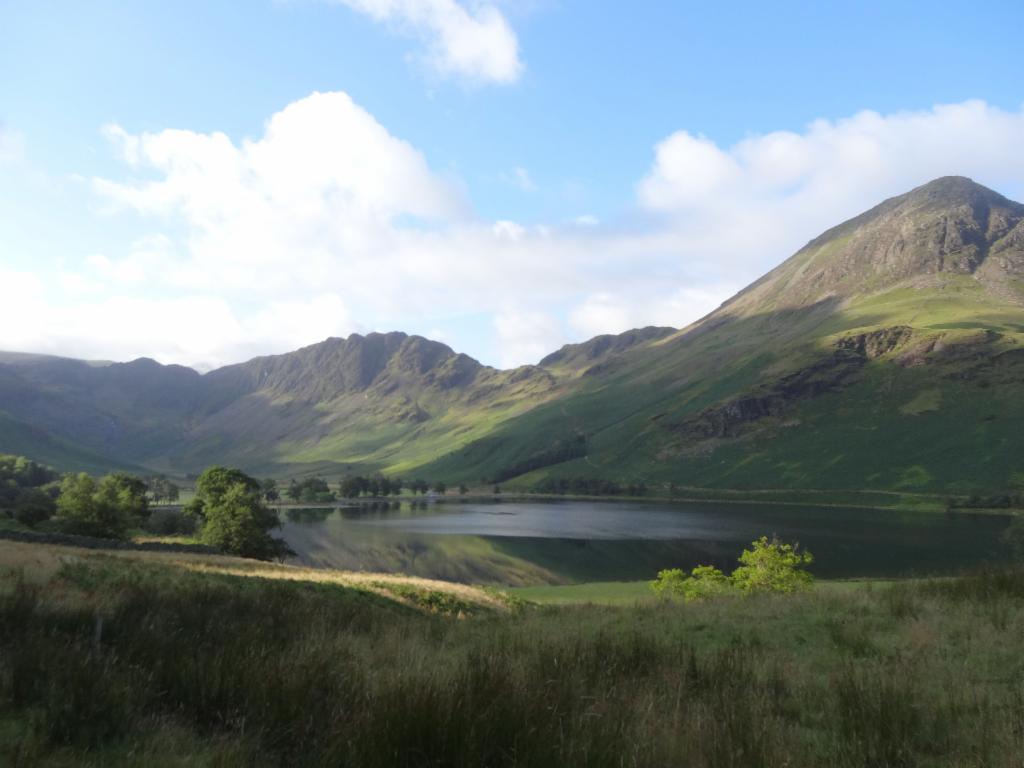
277,499,1014,586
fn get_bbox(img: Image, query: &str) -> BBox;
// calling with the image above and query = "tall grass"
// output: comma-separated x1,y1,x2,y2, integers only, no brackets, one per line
2,560,1023,766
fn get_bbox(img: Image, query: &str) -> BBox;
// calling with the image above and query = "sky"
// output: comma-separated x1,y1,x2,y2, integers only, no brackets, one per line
1,0,1023,371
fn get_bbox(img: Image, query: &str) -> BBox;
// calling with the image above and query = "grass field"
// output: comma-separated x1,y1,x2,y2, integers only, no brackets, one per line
2,539,1024,766
508,580,657,605
509,578,899,605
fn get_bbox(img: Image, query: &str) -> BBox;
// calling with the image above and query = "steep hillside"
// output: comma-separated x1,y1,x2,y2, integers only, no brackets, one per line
424,177,1024,494
177,332,563,473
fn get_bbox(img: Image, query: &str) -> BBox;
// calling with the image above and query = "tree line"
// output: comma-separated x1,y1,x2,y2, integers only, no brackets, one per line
262,475,468,504
489,435,587,484
1,455,285,561
534,476,649,497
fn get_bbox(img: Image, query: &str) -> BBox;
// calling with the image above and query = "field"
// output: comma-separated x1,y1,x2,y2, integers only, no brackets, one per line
508,579,897,605
2,540,1024,766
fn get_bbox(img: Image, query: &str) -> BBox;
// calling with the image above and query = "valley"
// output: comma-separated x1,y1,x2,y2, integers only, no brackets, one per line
3,177,1021,502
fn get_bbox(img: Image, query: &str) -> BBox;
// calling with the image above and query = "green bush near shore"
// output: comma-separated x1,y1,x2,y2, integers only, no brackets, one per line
2,558,1024,766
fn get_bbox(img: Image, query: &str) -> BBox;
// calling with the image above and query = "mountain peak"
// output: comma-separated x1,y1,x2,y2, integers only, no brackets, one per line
900,176,1017,210
720,177,1024,319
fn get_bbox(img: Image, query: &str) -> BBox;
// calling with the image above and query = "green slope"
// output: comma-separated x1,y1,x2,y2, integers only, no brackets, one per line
0,411,143,474
420,178,1024,494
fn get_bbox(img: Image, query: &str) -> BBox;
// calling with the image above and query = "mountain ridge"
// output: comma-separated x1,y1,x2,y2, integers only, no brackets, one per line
2,176,1023,494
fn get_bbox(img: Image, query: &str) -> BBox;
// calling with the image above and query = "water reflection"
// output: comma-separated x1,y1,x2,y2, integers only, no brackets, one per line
276,499,1013,586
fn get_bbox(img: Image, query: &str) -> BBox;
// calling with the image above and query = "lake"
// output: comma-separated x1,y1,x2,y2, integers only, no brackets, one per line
277,499,1014,586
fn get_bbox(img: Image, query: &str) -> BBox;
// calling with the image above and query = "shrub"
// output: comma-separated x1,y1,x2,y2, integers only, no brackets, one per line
651,565,731,602
651,536,815,601
731,535,814,594
12,488,57,528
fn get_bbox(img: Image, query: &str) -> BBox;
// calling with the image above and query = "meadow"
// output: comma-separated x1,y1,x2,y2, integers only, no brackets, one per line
2,541,1023,766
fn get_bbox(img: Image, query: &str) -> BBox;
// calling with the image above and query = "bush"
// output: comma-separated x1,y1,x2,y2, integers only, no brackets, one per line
651,536,815,601
12,488,57,528
731,536,814,594
651,565,732,602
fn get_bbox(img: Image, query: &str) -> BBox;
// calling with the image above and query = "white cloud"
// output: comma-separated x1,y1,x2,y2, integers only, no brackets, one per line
571,214,599,228
569,287,734,339
637,100,1024,276
494,307,563,368
501,166,535,191
329,0,522,84
0,285,355,371
18,95,1023,370
491,219,526,240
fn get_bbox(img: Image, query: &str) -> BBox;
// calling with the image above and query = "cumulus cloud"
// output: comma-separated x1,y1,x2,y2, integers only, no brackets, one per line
15,96,1024,370
569,287,734,339
637,100,1024,275
329,0,522,84
494,307,564,369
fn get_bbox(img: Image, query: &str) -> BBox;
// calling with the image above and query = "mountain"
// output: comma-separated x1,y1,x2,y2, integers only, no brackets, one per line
423,177,1024,494
0,332,570,475
2,177,1023,495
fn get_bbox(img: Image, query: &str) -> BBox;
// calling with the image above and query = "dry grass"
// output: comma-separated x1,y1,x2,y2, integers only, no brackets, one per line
0,539,505,612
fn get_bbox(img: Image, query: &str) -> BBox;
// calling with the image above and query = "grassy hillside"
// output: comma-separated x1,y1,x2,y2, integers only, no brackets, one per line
0,411,142,475
2,541,1023,766
422,179,1024,494
2,178,1022,498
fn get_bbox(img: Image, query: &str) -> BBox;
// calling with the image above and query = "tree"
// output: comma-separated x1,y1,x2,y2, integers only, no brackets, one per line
296,477,333,503
147,474,180,505
286,479,301,503
187,466,290,560
432,482,447,495
261,478,280,503
0,454,59,512
340,476,361,498
459,484,469,495
730,536,814,594
493,485,501,495
100,473,150,521
12,488,56,528
56,472,148,538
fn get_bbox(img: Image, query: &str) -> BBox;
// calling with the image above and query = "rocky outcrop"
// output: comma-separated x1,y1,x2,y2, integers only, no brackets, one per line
834,326,913,358
672,327,915,441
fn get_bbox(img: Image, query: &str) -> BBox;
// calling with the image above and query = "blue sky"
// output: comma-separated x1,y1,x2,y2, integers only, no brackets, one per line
2,0,1023,369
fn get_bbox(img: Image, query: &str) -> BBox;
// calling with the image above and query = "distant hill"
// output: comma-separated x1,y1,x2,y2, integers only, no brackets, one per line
2,177,1022,494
